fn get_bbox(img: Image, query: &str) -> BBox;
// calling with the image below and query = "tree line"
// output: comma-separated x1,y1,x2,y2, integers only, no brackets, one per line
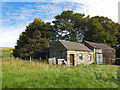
13,10,120,59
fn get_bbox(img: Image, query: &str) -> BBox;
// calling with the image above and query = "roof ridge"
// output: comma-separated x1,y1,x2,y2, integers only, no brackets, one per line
85,40,99,44
59,40,82,44
84,40,115,50
59,40,92,51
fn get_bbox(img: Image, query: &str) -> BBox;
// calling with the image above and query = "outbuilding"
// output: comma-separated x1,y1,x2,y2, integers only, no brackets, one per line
50,40,94,66
83,41,116,64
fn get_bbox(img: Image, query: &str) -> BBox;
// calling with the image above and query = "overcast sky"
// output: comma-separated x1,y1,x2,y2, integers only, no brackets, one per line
0,0,120,47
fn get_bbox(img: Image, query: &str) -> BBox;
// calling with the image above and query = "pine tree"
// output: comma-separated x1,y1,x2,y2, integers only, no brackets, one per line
13,18,55,59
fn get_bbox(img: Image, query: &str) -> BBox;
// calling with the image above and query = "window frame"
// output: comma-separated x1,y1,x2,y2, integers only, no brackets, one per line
88,54,92,61
79,53,83,60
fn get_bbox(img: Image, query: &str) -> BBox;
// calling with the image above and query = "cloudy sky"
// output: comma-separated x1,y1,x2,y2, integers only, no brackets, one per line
0,0,120,47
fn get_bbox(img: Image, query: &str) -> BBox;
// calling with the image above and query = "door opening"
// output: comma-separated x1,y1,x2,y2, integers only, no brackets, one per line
70,54,74,66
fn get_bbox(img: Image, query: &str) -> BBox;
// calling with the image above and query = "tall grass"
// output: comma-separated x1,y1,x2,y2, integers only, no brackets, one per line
2,50,13,58
2,57,119,88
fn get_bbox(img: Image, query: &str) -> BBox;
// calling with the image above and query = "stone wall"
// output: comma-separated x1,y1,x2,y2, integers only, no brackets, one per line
67,50,94,66
50,42,67,60
102,49,116,64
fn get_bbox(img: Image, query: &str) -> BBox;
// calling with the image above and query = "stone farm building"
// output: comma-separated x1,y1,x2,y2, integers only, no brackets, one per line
83,41,116,65
36,40,116,66
50,40,94,66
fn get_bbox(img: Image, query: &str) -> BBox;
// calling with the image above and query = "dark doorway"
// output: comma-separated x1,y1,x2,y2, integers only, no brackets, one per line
34,48,50,60
70,54,74,66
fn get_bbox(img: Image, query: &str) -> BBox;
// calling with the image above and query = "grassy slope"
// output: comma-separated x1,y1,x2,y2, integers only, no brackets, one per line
2,57,119,88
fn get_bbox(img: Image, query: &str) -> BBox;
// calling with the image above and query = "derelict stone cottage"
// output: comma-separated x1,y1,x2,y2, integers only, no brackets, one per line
50,40,94,66
36,40,116,66
83,41,116,65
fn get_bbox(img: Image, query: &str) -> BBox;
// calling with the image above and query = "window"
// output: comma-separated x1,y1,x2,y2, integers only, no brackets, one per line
79,53,83,60
88,54,91,60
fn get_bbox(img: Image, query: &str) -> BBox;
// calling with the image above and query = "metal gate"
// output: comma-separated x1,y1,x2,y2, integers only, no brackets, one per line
96,53,103,64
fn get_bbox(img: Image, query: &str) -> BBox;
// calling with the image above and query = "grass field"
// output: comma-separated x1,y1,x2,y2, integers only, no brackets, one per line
1,50,120,88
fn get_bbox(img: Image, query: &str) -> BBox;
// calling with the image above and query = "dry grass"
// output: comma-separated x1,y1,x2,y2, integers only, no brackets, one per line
0,47,14,50
2,57,49,68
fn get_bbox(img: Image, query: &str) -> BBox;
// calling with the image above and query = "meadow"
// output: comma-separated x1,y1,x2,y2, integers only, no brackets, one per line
1,50,120,88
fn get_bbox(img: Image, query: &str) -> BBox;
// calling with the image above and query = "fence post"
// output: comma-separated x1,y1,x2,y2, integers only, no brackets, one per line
39,57,41,62
30,57,32,62
11,54,13,66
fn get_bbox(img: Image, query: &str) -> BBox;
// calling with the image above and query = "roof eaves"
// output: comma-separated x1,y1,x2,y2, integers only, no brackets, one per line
59,40,68,50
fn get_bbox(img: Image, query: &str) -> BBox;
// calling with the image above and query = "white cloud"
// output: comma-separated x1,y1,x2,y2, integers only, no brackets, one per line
53,0,119,22
50,0,119,23
78,0,119,23
0,23,28,47
1,0,119,47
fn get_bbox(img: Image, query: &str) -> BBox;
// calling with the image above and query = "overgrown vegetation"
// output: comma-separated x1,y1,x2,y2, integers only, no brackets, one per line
2,56,119,88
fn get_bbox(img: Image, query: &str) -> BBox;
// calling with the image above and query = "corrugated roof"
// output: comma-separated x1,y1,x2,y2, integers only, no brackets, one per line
84,41,115,50
59,40,92,52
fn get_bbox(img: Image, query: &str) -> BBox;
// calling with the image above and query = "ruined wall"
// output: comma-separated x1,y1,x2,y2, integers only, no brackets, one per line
102,49,116,64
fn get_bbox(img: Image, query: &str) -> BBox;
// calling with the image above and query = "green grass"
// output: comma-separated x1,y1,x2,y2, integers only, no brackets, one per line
1,50,13,58
2,57,120,88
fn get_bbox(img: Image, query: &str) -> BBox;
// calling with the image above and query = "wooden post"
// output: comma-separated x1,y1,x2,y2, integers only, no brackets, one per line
19,57,21,67
46,55,47,60
11,54,13,66
40,57,41,62
30,57,31,62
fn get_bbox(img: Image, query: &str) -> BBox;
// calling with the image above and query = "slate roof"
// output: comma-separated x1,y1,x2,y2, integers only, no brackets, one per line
84,41,115,50
59,40,92,52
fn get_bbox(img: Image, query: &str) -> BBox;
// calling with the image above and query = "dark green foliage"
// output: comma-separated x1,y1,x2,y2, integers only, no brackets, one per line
84,16,119,47
53,10,86,42
116,47,120,58
53,11,120,48
13,18,55,59
53,11,120,58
